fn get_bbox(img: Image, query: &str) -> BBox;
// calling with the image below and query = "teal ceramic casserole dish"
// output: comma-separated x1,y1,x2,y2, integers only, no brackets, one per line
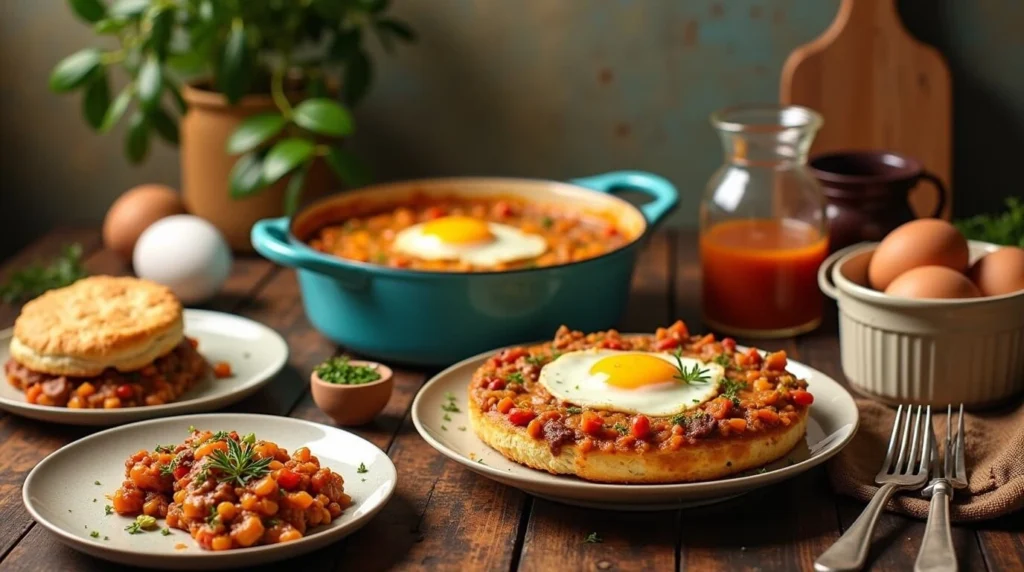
251,171,678,366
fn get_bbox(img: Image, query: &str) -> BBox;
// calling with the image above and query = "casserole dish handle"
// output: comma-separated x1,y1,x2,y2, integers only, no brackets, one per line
251,217,370,290
569,171,679,225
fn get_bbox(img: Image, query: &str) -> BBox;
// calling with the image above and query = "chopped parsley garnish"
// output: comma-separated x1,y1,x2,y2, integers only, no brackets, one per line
206,437,272,487
90,530,99,538
93,480,101,486
209,430,230,442
159,457,179,477
672,349,711,384
566,406,583,415
154,444,175,454
266,519,280,527
713,354,733,368
720,379,746,405
541,216,554,229
188,425,196,432
458,426,466,431
161,528,171,536
670,414,686,427
126,515,157,534
374,252,388,264
612,423,628,435
442,413,452,422
315,356,382,385
206,505,220,525
444,391,456,401
477,459,486,465
441,401,460,413
525,355,546,367
756,467,768,474
507,372,525,384
103,536,109,541
242,433,256,445
441,425,448,431
104,505,113,515
584,532,603,544
357,462,368,474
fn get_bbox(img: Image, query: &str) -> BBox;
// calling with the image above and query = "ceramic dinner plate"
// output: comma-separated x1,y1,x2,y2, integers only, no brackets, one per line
412,344,859,511
0,309,288,426
23,413,397,570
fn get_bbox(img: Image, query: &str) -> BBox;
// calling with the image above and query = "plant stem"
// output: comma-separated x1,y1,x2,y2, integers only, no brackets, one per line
271,65,292,119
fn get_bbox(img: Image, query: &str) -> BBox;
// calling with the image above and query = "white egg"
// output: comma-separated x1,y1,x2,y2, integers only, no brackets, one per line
392,216,547,266
538,349,724,417
133,215,233,305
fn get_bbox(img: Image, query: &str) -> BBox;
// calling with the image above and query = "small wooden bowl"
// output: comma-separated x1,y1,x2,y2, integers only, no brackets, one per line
310,361,394,426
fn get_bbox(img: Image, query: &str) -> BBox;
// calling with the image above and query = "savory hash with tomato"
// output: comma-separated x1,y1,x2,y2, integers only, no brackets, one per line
112,429,351,550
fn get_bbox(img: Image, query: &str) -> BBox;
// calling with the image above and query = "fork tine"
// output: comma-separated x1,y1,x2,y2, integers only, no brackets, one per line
955,403,966,481
905,406,923,474
895,404,914,473
881,404,904,472
917,406,932,474
944,404,953,478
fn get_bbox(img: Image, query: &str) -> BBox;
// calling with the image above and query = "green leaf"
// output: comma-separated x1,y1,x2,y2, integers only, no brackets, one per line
167,51,207,75
50,49,102,92
262,139,315,186
109,0,149,19
82,69,111,130
93,18,127,35
218,23,252,104
68,0,106,23
125,111,150,164
307,76,328,98
226,113,287,155
329,28,361,61
229,152,266,198
100,85,133,132
137,56,163,111
147,8,174,59
284,164,310,216
165,77,188,114
359,0,389,14
148,107,179,145
342,50,372,105
293,99,353,138
325,147,373,188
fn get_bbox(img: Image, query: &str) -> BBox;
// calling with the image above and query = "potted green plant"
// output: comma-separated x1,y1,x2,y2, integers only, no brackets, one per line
50,0,414,251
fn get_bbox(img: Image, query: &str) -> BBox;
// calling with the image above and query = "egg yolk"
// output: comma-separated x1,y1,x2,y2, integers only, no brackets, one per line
421,216,494,245
589,353,678,389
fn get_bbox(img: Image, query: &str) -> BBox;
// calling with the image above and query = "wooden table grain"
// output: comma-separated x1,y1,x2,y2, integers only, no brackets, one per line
0,228,1020,572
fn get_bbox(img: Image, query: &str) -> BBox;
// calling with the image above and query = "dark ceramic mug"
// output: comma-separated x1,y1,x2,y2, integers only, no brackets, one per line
809,151,948,253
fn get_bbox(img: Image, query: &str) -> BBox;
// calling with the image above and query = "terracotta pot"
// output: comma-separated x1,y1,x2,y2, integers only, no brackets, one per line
180,84,336,252
310,361,394,426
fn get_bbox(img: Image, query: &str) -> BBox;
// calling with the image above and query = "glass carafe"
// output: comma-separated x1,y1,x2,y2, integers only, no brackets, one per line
700,105,828,338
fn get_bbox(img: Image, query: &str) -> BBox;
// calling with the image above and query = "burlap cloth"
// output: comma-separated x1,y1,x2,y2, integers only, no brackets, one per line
828,398,1024,522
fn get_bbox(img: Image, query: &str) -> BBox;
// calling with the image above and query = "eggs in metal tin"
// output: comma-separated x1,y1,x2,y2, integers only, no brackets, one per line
538,349,724,416
392,216,547,266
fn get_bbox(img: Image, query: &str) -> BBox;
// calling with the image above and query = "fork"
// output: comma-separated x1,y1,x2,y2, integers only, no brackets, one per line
914,404,968,572
815,405,933,572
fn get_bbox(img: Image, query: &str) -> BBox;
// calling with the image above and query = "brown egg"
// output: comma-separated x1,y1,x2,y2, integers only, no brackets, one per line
102,184,185,260
868,219,969,290
884,266,981,300
968,247,1024,297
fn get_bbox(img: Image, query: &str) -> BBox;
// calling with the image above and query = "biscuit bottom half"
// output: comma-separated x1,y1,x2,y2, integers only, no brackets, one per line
6,339,207,408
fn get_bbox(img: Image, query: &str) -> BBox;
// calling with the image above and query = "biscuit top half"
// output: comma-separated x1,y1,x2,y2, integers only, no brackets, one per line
12,276,183,362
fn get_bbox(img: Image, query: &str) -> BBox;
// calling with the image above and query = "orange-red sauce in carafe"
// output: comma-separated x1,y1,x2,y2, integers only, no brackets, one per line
700,219,828,335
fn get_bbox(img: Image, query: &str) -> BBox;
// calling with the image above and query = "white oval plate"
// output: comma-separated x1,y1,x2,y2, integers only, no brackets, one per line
412,345,859,511
0,309,287,426
23,413,397,570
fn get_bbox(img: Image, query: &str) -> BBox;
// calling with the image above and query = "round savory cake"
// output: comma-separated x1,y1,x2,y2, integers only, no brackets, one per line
468,321,814,483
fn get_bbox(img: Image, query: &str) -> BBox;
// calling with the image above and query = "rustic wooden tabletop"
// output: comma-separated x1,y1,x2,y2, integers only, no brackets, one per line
0,228,1020,572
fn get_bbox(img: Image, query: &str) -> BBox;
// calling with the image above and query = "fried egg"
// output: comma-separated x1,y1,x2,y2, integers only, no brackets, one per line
392,216,547,266
538,349,724,416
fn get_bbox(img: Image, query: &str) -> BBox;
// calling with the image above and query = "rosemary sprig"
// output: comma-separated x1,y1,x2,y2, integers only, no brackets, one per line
672,348,711,385
206,437,272,487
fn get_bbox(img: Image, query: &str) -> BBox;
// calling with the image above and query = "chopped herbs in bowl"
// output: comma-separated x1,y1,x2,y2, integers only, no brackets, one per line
315,357,383,385
311,358,394,426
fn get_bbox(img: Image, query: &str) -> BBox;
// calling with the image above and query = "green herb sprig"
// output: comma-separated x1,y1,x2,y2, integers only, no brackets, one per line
672,349,711,385
0,244,86,304
315,356,382,386
955,198,1024,247
206,436,272,487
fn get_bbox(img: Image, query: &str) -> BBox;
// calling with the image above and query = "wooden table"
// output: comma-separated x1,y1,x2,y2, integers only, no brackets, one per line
0,228,1020,572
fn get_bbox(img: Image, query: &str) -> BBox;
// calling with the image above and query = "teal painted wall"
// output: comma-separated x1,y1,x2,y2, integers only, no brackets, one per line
1,0,1021,258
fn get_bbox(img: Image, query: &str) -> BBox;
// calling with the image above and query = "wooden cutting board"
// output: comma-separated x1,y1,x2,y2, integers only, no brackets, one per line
781,0,952,218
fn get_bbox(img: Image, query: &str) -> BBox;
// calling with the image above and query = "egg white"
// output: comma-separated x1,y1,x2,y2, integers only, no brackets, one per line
392,221,547,266
538,349,724,417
